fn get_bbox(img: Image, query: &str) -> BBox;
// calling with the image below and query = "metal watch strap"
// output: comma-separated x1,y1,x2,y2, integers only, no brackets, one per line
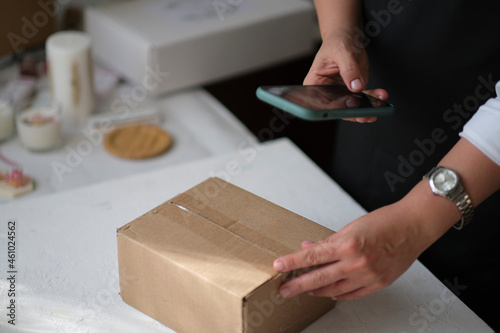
453,191,473,230
424,167,474,230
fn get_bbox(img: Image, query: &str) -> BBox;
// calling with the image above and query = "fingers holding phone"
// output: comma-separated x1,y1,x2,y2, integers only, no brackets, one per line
344,88,390,123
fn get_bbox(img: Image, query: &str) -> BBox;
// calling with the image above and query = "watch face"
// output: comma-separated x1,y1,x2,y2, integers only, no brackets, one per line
432,168,458,192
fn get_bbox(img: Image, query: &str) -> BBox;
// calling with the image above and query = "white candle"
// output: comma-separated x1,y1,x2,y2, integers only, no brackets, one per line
17,107,61,151
46,31,94,127
0,100,14,142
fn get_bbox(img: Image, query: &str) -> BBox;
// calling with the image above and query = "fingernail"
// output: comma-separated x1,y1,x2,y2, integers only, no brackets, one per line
377,95,383,100
356,117,364,123
280,287,292,298
273,260,285,271
308,291,315,296
350,79,362,91
331,297,337,301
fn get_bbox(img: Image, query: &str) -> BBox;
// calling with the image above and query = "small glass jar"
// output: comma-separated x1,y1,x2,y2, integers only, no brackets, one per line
16,104,62,152
0,97,14,143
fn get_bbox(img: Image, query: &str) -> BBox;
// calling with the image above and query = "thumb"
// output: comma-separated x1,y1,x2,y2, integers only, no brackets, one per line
331,40,368,92
337,52,365,92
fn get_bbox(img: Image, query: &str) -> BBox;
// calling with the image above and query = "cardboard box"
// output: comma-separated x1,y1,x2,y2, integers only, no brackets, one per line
85,0,316,95
117,178,335,333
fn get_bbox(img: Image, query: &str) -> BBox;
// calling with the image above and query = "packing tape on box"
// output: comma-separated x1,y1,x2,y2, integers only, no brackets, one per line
169,201,293,259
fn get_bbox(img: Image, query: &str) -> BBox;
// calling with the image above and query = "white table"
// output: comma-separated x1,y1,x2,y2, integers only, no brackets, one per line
0,86,257,203
0,138,492,332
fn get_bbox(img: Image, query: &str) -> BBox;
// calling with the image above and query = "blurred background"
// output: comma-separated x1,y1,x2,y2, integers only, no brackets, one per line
0,0,339,202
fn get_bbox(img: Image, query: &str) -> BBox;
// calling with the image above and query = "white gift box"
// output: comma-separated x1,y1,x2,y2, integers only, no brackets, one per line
84,0,316,95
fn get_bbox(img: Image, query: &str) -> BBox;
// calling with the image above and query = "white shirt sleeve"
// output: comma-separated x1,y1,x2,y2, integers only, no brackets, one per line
460,81,500,166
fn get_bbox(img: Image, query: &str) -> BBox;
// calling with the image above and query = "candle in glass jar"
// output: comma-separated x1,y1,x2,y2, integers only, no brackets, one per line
46,31,94,127
17,106,61,151
0,99,14,142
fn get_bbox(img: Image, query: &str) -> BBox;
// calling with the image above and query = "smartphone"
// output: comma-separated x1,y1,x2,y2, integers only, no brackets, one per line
256,84,394,121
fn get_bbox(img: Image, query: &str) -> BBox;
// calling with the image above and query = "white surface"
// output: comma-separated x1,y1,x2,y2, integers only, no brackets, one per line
0,138,492,332
0,86,257,203
85,0,316,94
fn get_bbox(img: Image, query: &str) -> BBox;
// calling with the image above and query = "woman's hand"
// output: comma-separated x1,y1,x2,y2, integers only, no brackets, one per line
304,34,388,123
304,34,368,91
273,201,432,301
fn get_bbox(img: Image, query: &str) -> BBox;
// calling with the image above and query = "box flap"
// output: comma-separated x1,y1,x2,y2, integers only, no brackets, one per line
170,178,333,257
118,203,274,299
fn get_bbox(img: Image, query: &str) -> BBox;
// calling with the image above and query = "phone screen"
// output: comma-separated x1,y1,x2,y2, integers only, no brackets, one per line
261,85,390,111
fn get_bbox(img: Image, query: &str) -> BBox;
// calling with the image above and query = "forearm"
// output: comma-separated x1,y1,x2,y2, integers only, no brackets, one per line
400,138,500,247
313,0,363,40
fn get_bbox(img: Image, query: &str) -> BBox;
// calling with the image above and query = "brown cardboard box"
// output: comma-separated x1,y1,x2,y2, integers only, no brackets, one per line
117,178,336,333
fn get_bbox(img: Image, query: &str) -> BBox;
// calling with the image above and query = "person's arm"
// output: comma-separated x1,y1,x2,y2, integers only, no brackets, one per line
273,81,500,300
305,0,366,90
404,138,500,241
314,0,362,43
273,138,500,301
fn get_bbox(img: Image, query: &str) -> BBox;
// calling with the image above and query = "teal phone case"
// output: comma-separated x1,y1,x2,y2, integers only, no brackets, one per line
256,86,394,121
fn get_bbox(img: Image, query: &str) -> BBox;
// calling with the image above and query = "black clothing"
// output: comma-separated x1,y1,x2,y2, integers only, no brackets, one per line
329,0,500,329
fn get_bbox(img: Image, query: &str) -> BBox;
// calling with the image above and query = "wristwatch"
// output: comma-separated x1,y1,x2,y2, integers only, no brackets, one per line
423,166,474,230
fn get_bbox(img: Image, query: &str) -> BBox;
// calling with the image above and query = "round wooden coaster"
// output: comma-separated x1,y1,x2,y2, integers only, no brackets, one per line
103,125,172,159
